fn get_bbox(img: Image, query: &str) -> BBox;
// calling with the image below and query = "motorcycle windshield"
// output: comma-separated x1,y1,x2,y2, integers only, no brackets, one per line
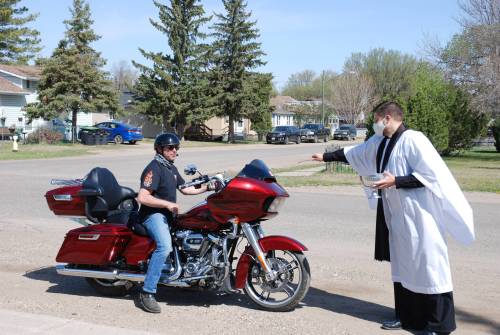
236,159,276,182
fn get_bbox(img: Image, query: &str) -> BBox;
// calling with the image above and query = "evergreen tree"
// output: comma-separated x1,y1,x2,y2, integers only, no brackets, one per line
0,0,41,64
133,0,212,138
444,86,486,154
25,0,119,142
243,72,273,140
211,0,265,142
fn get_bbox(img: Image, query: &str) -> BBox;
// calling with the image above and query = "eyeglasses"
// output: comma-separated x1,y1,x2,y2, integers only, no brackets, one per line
165,145,179,151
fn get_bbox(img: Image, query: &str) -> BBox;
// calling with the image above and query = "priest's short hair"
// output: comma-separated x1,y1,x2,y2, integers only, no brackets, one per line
374,101,404,121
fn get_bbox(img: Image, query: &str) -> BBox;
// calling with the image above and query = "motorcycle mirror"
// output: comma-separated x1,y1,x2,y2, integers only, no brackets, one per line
184,164,198,176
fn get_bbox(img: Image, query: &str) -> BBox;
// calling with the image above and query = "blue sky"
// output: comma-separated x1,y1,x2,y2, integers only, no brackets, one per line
22,0,463,89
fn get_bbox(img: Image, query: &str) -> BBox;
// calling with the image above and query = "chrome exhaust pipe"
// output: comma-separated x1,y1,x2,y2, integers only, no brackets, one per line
56,264,145,282
56,265,214,287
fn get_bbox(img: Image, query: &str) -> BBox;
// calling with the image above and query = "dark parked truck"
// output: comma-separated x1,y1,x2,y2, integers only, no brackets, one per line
266,126,301,144
333,124,357,140
299,123,330,143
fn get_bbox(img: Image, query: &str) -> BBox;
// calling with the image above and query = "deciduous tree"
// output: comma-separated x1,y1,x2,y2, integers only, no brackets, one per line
344,48,419,101
330,72,374,125
112,60,138,91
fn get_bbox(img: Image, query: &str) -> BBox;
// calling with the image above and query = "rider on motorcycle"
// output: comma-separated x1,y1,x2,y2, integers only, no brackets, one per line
137,132,211,313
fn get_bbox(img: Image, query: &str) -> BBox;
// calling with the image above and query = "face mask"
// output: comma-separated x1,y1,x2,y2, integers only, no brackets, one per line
373,119,386,136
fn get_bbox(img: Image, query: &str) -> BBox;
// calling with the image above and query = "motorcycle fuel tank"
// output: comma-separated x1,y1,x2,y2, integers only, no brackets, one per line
175,201,225,231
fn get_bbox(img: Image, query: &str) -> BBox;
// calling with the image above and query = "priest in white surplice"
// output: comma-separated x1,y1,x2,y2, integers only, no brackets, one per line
312,102,474,335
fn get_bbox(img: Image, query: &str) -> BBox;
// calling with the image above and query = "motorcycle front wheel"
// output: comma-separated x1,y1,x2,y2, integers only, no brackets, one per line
244,250,310,312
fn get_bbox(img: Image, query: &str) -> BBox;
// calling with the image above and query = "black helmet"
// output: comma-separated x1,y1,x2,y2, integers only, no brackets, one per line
154,132,180,153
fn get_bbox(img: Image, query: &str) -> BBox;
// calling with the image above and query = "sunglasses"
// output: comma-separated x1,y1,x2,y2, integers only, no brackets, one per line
165,145,179,151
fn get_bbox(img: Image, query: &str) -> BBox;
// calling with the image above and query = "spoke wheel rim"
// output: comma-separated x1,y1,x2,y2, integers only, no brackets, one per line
245,250,302,307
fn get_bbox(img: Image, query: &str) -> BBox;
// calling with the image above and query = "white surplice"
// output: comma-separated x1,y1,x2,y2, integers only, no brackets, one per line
344,130,474,294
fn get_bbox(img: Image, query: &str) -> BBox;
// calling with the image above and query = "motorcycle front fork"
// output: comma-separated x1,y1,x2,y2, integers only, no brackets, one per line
241,223,277,281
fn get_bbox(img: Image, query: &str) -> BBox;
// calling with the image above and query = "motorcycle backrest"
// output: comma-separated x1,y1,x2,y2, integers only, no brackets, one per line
80,167,137,223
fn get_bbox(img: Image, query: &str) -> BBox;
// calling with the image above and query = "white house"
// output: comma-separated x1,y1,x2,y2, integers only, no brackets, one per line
270,96,296,127
0,64,109,137
0,64,40,132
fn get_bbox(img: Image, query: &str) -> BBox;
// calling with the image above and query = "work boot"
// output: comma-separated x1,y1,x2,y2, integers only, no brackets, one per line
138,291,161,313
381,319,402,330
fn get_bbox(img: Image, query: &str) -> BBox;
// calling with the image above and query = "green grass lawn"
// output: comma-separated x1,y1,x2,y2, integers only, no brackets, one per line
0,141,97,160
0,139,264,160
276,147,500,193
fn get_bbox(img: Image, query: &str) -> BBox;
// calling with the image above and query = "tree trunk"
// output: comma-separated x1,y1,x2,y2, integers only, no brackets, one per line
162,111,175,134
71,108,78,144
176,123,186,140
228,114,235,143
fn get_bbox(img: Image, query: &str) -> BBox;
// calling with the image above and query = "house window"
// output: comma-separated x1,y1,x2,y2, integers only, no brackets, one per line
237,120,243,127
26,80,30,89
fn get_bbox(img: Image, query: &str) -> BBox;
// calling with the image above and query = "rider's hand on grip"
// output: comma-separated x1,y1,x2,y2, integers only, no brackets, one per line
207,180,217,191
166,202,179,215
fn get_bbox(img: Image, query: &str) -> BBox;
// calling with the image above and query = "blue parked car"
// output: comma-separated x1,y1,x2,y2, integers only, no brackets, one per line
95,121,143,144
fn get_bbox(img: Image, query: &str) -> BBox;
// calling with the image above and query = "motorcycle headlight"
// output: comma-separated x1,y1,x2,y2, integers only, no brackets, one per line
266,196,287,213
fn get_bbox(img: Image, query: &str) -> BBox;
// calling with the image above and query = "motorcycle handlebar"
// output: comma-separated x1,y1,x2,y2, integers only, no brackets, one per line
179,175,210,189
179,174,227,191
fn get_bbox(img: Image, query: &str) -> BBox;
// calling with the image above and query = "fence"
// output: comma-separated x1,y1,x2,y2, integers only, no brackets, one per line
324,144,355,174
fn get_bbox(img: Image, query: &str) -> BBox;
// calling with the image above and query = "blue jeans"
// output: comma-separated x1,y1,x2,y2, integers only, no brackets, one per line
142,213,173,294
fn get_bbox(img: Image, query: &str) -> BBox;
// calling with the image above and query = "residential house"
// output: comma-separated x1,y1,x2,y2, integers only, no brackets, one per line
117,91,162,138
270,95,341,133
0,64,40,132
270,96,296,127
0,64,109,138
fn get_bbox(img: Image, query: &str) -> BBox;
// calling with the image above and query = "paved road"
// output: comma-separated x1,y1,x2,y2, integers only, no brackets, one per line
0,142,499,335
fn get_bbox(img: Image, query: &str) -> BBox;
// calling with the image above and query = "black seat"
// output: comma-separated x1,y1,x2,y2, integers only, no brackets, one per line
79,167,138,223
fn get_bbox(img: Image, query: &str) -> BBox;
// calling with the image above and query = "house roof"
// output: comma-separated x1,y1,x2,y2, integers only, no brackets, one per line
270,95,298,107
0,76,29,95
0,64,41,80
273,106,295,115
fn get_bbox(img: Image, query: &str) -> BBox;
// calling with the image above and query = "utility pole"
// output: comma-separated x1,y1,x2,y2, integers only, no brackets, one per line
321,70,325,124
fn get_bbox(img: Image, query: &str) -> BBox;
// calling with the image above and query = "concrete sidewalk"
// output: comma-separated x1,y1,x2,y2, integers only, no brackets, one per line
0,309,157,335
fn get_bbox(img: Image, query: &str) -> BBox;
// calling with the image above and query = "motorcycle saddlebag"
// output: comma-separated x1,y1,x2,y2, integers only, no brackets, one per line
45,185,85,216
56,224,132,265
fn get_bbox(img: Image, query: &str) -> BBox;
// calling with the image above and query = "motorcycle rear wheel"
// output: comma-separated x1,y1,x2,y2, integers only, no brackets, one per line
85,278,133,297
244,250,310,312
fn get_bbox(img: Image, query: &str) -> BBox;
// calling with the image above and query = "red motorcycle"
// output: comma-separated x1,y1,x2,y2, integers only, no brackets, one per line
46,159,311,311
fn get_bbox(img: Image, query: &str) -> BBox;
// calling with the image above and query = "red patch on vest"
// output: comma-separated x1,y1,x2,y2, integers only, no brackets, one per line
143,170,153,188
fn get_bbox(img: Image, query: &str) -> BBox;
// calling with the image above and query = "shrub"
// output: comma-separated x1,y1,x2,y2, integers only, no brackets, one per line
26,127,64,144
492,118,500,153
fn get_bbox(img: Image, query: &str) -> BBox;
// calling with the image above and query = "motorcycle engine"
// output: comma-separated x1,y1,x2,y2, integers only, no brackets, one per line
174,230,213,278
175,230,208,254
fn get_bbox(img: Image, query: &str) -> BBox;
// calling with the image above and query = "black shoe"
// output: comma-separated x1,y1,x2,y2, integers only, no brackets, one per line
138,291,161,313
381,319,402,330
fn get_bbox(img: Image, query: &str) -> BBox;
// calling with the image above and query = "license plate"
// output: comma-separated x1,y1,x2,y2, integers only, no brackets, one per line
271,137,275,140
